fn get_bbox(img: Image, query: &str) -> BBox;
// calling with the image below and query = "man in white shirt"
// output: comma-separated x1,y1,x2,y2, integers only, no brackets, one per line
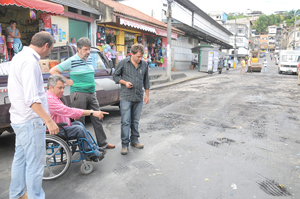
263,59,268,72
8,31,59,199
70,37,77,53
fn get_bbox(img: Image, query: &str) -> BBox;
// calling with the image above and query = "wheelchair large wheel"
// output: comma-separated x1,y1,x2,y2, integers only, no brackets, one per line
43,135,72,180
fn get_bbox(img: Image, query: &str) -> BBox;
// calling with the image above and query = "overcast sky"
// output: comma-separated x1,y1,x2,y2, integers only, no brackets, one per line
190,0,297,15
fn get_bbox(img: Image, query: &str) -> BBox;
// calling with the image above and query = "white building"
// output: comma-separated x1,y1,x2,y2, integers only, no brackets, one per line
210,11,228,25
222,18,252,57
268,26,277,52
287,28,300,50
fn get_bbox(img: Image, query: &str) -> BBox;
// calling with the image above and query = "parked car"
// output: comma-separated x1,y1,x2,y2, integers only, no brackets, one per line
278,50,300,74
0,45,120,135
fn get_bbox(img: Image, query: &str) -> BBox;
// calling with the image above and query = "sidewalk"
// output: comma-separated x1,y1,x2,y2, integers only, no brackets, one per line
149,65,241,90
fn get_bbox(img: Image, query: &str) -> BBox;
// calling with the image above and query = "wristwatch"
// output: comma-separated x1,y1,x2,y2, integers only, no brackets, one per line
90,110,94,115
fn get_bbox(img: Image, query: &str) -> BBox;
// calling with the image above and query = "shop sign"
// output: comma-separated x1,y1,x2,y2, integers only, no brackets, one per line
40,13,51,29
120,17,156,33
155,28,177,39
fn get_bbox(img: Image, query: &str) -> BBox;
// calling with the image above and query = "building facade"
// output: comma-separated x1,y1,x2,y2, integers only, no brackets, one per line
268,26,277,52
222,18,252,58
113,0,232,70
259,34,269,51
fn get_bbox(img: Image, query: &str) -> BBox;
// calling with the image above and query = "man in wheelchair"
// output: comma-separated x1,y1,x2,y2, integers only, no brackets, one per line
46,74,109,162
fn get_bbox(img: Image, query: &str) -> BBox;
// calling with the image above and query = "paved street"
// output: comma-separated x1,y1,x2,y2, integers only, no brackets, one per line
1,54,300,198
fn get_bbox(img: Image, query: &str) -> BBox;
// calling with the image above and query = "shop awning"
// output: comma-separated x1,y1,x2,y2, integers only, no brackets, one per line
155,28,177,39
0,0,64,15
120,17,156,34
173,22,233,49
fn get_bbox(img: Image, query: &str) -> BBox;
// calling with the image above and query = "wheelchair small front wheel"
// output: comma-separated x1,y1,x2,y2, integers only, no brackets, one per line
81,162,94,175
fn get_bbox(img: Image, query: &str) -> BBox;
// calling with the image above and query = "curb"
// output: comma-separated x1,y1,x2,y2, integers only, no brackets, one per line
150,74,213,90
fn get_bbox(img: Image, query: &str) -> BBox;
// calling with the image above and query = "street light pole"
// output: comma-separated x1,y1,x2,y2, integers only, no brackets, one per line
294,12,297,50
166,0,172,81
234,18,237,69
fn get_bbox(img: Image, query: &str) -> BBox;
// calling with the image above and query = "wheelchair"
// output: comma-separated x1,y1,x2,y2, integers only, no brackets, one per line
43,123,105,180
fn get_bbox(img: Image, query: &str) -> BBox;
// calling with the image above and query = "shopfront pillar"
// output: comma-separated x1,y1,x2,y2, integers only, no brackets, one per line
116,30,125,52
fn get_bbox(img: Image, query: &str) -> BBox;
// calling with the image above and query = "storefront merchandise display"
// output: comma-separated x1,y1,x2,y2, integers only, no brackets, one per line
96,26,106,46
143,35,166,67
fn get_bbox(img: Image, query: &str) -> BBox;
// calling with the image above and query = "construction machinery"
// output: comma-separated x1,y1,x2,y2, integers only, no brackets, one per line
249,51,262,72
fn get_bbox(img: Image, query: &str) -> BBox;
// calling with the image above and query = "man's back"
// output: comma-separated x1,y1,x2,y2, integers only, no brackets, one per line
8,47,48,124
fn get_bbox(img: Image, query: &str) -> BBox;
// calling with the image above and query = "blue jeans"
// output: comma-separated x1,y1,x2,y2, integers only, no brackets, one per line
10,118,46,199
58,121,99,153
264,66,267,72
120,100,143,147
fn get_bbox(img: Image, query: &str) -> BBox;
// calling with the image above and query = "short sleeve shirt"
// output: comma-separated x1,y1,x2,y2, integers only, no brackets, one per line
57,54,95,93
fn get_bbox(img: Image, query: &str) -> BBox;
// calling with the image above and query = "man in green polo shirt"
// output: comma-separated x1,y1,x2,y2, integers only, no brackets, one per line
50,37,115,149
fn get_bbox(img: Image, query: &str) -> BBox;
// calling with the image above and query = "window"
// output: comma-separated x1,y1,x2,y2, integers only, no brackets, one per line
281,55,298,62
228,27,235,34
237,28,244,34
82,11,90,17
68,7,78,14
188,37,193,45
297,32,300,37
236,38,243,43
90,51,106,69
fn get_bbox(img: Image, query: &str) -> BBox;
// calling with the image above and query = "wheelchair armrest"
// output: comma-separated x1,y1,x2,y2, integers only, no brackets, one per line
57,123,68,128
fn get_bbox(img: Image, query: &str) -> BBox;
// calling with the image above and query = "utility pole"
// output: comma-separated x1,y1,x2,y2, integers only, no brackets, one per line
234,18,237,68
293,12,297,50
166,0,172,81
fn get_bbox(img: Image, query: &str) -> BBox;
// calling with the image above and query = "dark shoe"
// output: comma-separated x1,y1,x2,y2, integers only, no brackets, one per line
130,142,144,149
121,147,128,155
97,151,106,161
106,143,115,149
87,154,98,162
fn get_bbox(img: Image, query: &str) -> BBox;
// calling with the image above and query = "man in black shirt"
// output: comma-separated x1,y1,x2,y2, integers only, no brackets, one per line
113,44,150,155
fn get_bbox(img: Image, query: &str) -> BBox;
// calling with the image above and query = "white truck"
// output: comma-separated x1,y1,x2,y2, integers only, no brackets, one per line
278,50,300,74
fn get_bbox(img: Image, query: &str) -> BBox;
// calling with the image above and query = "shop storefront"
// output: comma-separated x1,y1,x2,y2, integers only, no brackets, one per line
96,17,176,68
0,0,63,61
141,33,166,67
96,23,142,66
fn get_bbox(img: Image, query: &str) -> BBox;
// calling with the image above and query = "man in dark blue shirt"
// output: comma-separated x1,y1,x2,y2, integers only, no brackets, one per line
113,44,150,155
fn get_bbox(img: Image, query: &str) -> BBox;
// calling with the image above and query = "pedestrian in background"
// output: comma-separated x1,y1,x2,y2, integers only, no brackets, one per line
110,44,117,68
8,31,59,199
113,43,150,155
228,58,231,68
297,62,300,85
224,58,228,70
70,37,77,53
240,58,246,74
248,57,252,73
263,59,268,72
6,19,22,60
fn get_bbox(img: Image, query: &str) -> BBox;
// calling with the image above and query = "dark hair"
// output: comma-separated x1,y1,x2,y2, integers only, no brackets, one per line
9,19,17,25
131,44,144,55
71,37,76,42
77,37,91,49
30,31,55,48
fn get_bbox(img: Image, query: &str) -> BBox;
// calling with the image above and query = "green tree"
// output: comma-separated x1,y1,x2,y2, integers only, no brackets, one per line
227,12,247,20
252,14,269,32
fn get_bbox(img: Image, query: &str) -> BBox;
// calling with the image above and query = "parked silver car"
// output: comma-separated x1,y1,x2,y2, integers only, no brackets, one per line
0,45,120,135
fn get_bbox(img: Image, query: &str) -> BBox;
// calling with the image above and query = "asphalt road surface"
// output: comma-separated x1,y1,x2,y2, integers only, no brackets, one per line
1,53,300,199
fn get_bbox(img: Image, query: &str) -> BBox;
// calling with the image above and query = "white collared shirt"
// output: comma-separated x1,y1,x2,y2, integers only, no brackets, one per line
8,46,49,124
